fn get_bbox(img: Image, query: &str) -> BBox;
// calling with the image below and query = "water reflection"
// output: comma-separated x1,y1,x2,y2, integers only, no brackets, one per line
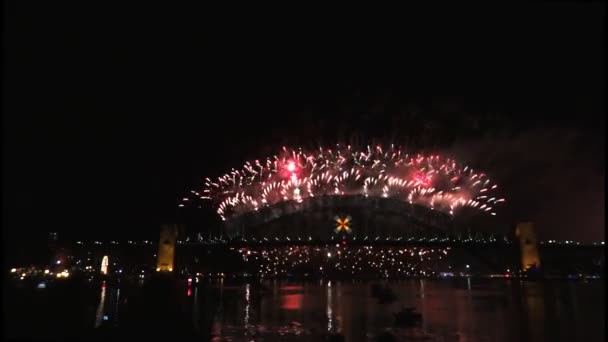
280,285,304,311
335,281,342,334
94,285,106,328
192,286,200,335
327,280,333,332
419,278,425,298
93,283,123,330
524,282,546,341
198,279,604,342
244,283,250,328
114,288,120,327
5,277,603,341
281,294,303,310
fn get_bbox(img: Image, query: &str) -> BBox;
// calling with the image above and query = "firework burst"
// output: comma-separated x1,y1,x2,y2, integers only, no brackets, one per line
182,145,505,221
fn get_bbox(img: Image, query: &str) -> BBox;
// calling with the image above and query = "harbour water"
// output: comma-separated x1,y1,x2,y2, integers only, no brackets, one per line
4,277,604,341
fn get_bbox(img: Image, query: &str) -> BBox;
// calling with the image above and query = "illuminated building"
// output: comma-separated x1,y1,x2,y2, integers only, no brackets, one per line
515,222,541,270
100,255,109,275
156,224,178,272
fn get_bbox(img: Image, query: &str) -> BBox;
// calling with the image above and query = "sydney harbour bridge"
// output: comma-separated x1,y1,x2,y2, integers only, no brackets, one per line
172,194,517,278
158,145,590,278
50,145,604,279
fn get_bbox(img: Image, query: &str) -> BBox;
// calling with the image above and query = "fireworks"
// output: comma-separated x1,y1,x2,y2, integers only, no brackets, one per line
183,145,505,221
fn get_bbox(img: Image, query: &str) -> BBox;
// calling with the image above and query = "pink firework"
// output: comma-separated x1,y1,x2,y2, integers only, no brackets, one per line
182,145,505,221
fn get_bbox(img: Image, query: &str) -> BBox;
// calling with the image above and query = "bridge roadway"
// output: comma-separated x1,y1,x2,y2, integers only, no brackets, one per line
56,239,602,275
61,238,603,253
179,239,516,250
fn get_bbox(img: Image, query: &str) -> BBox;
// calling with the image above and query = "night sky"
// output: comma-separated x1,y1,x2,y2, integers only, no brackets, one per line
3,4,605,261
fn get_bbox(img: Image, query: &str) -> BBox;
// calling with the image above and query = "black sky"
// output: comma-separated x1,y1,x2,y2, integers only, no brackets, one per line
3,4,605,255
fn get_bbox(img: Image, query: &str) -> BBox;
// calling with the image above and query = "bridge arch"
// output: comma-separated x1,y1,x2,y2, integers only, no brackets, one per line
223,195,456,240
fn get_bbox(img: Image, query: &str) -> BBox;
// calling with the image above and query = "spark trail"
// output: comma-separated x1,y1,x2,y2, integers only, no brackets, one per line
181,145,505,221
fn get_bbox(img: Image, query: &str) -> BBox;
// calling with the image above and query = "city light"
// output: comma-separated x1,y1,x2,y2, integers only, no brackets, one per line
55,270,69,278
10,268,16,273
101,255,109,275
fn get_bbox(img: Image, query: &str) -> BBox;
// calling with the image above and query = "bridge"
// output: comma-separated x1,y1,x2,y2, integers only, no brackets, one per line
42,193,603,279
223,196,458,239
126,145,596,278
41,232,604,280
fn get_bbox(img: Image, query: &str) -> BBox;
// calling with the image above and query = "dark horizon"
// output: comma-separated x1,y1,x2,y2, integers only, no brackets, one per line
3,4,605,262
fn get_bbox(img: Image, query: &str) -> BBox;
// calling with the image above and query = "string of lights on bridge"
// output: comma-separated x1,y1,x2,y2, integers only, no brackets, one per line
239,245,451,278
64,238,604,247
186,235,511,245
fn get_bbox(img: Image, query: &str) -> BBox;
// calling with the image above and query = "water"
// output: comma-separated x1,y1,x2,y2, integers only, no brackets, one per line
4,278,604,341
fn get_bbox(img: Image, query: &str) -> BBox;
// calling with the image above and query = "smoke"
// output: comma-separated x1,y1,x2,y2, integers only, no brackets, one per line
200,94,605,242
444,125,604,242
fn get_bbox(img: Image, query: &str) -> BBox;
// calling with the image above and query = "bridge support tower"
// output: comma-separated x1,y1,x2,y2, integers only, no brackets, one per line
156,224,178,272
515,222,541,271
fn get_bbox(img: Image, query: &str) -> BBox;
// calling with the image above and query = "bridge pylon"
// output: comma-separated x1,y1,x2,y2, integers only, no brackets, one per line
515,222,541,271
156,224,178,272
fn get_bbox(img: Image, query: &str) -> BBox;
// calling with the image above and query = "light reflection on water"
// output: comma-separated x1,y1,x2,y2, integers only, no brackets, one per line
4,277,604,341
114,288,120,327
94,284,106,328
93,283,124,330
327,280,332,332
200,279,604,342
244,283,250,327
